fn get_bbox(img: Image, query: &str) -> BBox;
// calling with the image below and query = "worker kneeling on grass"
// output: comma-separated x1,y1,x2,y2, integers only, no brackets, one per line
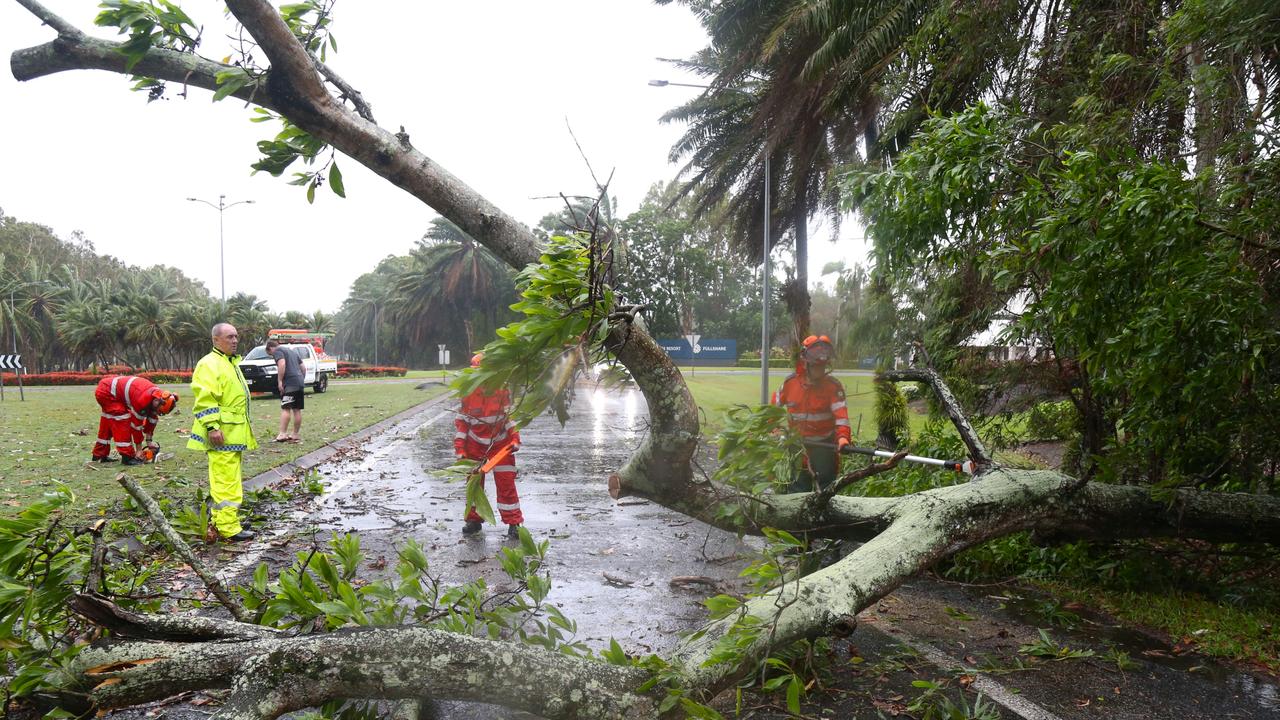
91,375,179,465
455,352,523,539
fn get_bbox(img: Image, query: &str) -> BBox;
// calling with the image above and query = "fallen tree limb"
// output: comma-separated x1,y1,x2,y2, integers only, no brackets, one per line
114,474,250,623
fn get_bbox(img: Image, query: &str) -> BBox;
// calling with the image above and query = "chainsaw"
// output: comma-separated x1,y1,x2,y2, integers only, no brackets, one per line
139,442,160,463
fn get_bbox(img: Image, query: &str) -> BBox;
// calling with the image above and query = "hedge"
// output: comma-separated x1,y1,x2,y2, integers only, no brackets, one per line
735,358,796,368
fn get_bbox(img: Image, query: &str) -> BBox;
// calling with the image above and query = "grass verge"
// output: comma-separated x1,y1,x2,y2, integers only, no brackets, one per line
0,381,450,519
682,371,927,439
1037,580,1280,674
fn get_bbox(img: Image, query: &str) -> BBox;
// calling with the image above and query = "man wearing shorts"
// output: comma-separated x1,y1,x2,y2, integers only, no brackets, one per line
267,339,305,442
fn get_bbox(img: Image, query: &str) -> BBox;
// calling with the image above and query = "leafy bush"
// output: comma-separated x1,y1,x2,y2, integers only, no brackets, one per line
1025,400,1077,441
874,375,910,448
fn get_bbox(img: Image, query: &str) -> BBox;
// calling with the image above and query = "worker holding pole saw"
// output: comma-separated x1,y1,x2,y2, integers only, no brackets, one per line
455,352,524,539
772,335,853,492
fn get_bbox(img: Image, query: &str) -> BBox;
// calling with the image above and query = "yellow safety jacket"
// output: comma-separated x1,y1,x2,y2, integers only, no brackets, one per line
187,349,258,452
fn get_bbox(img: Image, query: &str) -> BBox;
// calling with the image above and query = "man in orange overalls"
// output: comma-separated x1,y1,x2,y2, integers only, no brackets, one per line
91,375,179,465
772,335,851,491
455,352,523,538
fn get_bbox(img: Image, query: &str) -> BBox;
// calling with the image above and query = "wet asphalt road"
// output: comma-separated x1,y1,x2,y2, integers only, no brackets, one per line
281,385,756,657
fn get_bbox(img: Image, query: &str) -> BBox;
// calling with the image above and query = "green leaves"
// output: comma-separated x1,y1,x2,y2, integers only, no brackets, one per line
278,1,339,59
452,234,616,429
328,162,346,198
855,100,1280,488
712,403,804,497
464,474,496,525
95,0,199,71
251,119,348,203
212,67,252,102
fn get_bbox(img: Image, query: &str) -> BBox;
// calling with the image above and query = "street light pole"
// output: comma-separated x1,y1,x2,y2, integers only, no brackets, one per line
187,194,255,312
761,148,770,405
650,78,772,403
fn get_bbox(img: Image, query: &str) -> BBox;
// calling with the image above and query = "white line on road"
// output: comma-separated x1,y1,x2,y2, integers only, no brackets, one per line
869,620,1066,720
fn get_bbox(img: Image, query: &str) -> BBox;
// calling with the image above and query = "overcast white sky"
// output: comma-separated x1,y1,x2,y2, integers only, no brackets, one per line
1,1,866,314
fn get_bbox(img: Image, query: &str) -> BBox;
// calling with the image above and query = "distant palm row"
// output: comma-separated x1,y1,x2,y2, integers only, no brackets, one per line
0,213,329,372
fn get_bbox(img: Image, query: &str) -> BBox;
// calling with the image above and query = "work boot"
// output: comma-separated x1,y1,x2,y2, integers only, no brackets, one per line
506,524,522,540
227,529,257,542
120,455,145,466
462,520,483,536
91,456,118,463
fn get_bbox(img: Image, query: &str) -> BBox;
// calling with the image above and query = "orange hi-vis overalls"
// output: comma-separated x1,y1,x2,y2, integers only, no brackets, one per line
772,371,852,444
772,360,851,489
93,375,160,460
455,386,523,525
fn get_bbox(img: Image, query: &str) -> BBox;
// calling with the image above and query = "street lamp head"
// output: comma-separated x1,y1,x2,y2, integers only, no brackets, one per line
648,79,670,87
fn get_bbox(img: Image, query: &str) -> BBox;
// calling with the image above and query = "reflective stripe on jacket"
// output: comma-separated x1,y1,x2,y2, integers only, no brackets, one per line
772,371,851,444
187,349,258,452
454,386,520,459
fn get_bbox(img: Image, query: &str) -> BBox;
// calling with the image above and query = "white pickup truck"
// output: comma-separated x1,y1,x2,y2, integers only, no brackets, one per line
239,341,338,395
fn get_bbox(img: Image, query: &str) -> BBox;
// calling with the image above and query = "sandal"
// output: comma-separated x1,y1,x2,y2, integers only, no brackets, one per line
273,436,291,443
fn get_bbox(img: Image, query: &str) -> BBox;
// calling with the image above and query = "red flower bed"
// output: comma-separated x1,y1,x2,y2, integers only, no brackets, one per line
335,365,408,378
2,369,193,386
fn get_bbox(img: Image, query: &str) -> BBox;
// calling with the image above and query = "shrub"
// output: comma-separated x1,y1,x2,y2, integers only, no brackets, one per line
1026,400,1078,441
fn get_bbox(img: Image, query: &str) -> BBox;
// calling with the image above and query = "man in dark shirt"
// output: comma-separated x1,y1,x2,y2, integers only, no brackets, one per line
266,339,305,442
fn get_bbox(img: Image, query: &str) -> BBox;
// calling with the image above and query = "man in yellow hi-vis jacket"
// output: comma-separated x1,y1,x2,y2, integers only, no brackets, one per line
187,322,259,541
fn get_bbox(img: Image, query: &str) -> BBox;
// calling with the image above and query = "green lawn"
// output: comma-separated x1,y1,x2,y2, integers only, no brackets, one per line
682,371,925,439
0,382,449,517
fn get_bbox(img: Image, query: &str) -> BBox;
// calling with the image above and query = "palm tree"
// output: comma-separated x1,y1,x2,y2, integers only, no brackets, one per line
308,310,334,334
282,310,309,328
57,298,119,369
391,219,516,358
662,16,864,344
226,292,271,347
170,299,222,366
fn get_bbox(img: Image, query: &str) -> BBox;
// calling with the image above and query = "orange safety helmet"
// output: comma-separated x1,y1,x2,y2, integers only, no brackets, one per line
470,352,484,368
801,334,834,364
152,388,179,415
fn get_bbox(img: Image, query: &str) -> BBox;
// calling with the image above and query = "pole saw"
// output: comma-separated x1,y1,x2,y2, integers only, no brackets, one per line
842,444,975,475
811,440,975,475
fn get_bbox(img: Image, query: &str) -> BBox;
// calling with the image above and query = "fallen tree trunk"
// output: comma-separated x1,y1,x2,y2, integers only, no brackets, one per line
52,468,1279,717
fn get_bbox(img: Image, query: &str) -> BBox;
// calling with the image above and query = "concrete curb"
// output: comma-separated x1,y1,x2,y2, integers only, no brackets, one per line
243,391,453,492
